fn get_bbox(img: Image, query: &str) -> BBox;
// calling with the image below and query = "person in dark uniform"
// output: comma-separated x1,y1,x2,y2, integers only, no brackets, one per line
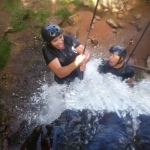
41,24,91,84
98,46,135,85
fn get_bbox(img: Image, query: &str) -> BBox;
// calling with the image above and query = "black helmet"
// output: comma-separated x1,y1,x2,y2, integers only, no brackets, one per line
41,24,63,42
109,46,127,58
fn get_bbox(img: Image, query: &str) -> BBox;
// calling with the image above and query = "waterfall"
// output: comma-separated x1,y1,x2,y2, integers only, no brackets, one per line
26,58,150,131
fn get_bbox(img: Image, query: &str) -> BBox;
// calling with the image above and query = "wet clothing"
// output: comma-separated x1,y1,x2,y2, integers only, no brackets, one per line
98,60,135,81
42,35,81,84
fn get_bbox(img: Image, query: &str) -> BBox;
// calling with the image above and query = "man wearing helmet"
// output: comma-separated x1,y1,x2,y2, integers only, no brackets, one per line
98,46,135,85
41,24,91,84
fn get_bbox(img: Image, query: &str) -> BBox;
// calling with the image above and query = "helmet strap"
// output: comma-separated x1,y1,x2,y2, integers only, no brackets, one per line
114,57,124,67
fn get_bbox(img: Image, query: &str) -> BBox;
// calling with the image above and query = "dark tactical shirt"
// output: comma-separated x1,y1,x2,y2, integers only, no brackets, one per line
42,35,81,84
98,60,135,81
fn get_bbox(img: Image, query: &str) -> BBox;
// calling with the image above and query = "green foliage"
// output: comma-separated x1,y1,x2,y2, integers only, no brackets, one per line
35,10,51,24
10,9,51,32
40,1,47,7
24,58,39,71
10,9,30,32
4,0,20,12
56,0,71,5
88,0,94,6
0,36,11,70
54,7,72,19
56,0,82,9
4,0,51,23
135,70,144,82
72,0,82,8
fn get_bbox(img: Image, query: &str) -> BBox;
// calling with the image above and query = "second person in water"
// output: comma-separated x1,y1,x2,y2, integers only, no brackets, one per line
98,45,135,85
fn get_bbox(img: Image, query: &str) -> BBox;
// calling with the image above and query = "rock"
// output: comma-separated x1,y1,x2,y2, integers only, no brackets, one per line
46,16,63,25
125,4,133,11
117,13,124,20
116,1,124,10
134,115,150,150
147,54,150,68
106,19,118,28
112,8,119,13
89,37,99,46
112,29,117,33
2,73,7,79
4,26,13,33
20,126,42,150
100,0,109,8
142,72,150,79
117,22,124,28
65,30,74,37
20,110,133,150
68,14,79,25
86,112,132,149
135,24,141,32
130,21,136,25
134,14,142,20
83,1,89,6
1,138,9,150
0,113,9,132
103,8,109,12
67,3,77,12
95,15,101,20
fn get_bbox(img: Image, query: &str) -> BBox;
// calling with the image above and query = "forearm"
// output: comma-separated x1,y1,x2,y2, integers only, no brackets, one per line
54,62,78,78
84,50,91,64
126,75,135,88
76,45,91,64
48,56,84,78
126,76,135,83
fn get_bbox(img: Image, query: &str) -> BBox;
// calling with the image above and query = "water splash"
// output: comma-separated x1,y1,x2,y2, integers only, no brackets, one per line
28,58,150,129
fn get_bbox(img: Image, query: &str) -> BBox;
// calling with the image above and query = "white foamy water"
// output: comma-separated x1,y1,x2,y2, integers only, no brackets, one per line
28,58,150,127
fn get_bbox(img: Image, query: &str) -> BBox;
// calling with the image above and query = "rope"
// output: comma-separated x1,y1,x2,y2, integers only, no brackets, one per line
126,20,150,63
